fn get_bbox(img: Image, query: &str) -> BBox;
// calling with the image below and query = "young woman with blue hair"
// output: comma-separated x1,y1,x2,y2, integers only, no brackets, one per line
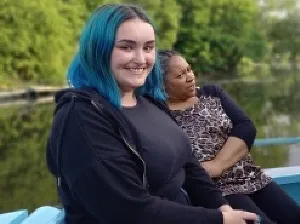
46,4,259,224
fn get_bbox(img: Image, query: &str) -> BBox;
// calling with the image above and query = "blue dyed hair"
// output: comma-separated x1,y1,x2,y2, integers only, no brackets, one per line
67,4,166,108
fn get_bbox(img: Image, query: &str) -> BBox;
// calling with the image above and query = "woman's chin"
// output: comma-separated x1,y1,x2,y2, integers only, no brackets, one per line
122,82,146,92
187,89,196,97
132,79,148,88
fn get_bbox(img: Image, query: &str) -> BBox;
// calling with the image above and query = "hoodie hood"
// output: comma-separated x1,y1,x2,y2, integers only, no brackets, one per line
54,87,100,113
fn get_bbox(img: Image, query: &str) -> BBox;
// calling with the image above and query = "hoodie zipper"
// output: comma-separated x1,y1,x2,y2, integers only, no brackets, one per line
120,132,147,188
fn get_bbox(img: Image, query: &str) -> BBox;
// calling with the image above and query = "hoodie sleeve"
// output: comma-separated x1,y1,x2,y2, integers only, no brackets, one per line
56,100,223,224
198,85,256,150
184,152,228,208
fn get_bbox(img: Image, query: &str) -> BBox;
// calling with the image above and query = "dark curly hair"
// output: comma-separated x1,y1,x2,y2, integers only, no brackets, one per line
157,50,180,78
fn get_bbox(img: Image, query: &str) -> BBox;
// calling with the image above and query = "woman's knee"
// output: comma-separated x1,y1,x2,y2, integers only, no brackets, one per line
251,182,300,224
225,194,275,223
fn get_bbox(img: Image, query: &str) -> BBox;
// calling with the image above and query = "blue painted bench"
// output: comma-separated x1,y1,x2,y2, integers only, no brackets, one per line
1,166,299,223
0,207,63,224
0,210,28,224
264,166,300,204
20,206,64,224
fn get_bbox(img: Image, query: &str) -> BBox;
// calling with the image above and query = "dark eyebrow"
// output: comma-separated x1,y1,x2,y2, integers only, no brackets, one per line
182,64,191,71
116,40,155,44
174,65,191,74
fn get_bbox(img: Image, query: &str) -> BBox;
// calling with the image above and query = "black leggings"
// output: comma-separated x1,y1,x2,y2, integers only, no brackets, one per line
225,181,300,224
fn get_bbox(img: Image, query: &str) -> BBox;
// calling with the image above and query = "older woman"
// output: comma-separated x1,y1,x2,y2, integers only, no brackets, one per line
158,49,300,224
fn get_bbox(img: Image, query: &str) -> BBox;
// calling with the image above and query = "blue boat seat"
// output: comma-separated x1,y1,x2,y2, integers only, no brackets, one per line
0,210,28,224
21,206,64,224
265,166,300,204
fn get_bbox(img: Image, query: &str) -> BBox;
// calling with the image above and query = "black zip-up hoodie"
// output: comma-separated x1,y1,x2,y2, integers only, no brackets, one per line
46,87,227,224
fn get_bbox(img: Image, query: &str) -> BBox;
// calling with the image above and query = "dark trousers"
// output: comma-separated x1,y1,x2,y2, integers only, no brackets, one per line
225,181,300,224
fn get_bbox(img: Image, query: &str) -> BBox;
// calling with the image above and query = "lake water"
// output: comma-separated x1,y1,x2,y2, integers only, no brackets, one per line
1,71,300,213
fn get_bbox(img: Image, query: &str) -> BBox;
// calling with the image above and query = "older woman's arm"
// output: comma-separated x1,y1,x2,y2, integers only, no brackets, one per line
201,137,249,177
198,85,256,177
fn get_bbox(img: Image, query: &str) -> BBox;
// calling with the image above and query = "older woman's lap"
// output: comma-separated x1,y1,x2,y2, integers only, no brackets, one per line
225,181,300,224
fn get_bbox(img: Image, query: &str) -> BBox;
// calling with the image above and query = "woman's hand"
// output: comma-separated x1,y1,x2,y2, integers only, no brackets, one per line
219,205,233,212
222,210,260,224
201,160,223,178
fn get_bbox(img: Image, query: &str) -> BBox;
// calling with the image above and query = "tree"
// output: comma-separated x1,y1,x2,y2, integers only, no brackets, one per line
260,0,300,68
175,0,265,78
0,0,86,85
269,13,300,69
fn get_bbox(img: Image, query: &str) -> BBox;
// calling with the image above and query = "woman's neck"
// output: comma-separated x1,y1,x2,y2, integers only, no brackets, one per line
167,96,199,111
121,90,137,107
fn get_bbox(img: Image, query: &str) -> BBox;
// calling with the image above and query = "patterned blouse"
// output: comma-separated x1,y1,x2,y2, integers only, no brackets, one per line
171,85,272,196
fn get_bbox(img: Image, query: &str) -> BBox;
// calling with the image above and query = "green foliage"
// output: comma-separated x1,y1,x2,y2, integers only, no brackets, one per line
269,12,300,66
1,0,272,86
0,0,86,86
174,0,265,77
2,0,300,85
152,0,181,49
261,0,300,68
79,0,104,13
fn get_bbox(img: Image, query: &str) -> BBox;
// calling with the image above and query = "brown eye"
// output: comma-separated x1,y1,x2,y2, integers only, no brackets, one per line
144,46,154,52
119,46,132,51
187,66,192,73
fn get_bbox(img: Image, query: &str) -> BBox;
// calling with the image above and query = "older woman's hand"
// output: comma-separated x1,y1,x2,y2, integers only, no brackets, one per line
201,160,223,178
